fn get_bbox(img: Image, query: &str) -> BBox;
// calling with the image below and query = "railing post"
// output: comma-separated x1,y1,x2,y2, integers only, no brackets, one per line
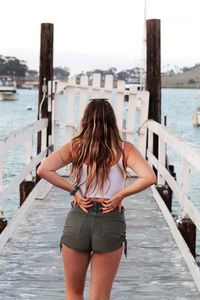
138,92,149,157
36,23,54,183
146,19,161,176
104,74,113,100
92,73,101,98
52,81,60,151
65,77,76,143
126,86,136,143
115,80,125,132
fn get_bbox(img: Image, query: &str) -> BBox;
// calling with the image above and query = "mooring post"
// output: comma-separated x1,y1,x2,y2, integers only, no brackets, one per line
146,19,161,177
168,164,176,180
156,184,172,212
178,218,196,258
19,180,35,206
0,154,7,232
0,216,7,234
36,23,54,183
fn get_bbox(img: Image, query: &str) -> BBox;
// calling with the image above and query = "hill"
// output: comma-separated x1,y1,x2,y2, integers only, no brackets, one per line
162,65,200,88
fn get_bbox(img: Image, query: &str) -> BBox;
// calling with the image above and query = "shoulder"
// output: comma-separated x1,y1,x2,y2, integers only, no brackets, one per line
60,139,81,154
123,141,138,155
123,141,141,165
53,139,82,164
56,142,72,163
70,138,82,157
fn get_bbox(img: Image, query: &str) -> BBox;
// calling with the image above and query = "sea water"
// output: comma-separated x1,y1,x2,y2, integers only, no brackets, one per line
0,88,200,250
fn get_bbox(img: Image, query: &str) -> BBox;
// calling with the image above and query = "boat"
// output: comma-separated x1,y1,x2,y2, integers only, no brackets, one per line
0,78,19,100
192,105,200,126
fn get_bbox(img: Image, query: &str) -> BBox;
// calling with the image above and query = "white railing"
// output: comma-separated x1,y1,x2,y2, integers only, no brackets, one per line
51,73,149,157
0,119,48,217
146,119,200,230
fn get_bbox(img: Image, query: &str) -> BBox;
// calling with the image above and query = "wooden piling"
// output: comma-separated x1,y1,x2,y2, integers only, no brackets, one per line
0,218,7,234
146,19,161,176
156,184,172,212
178,218,196,258
168,164,176,181
19,180,35,206
36,23,54,183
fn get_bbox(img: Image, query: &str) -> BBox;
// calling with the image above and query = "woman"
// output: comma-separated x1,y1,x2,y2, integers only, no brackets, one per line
37,98,156,300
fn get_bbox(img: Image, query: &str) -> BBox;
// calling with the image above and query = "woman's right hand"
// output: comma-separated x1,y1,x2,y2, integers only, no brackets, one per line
73,191,93,213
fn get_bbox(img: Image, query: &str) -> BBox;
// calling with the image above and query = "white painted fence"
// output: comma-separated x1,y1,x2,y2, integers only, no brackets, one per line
0,119,48,218
146,119,200,230
146,119,200,291
52,73,149,157
0,74,149,218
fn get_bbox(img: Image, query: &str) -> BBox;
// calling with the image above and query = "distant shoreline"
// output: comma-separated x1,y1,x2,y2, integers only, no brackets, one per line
161,86,199,89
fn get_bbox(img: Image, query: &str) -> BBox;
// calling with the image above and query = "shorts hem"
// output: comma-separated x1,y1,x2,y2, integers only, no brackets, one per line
60,241,91,253
93,244,123,254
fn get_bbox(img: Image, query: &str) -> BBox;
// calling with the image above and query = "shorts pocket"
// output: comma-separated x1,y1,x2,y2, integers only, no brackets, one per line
101,220,126,243
63,212,87,237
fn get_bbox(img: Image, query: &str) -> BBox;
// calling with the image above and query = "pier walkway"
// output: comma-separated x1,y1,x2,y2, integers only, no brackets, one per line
0,178,199,300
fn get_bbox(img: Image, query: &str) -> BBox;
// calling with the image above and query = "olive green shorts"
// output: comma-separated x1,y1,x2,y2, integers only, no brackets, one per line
59,201,127,257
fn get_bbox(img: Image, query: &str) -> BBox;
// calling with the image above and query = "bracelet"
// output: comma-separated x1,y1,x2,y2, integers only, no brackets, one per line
70,184,80,196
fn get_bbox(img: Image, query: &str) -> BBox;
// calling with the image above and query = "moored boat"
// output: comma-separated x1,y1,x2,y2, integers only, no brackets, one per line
192,105,200,126
0,79,19,100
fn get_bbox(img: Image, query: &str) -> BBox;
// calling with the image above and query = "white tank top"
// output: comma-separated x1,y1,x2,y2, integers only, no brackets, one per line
78,142,126,198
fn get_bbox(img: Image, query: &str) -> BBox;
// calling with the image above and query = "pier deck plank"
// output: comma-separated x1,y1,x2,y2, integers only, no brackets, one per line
0,178,199,300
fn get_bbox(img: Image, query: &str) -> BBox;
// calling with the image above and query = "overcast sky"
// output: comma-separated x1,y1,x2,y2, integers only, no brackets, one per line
1,0,200,74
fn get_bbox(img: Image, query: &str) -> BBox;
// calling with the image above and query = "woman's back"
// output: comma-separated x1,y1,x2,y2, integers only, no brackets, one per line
79,142,126,198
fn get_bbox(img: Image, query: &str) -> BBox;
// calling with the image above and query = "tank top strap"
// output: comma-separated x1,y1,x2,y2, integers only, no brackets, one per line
122,141,125,149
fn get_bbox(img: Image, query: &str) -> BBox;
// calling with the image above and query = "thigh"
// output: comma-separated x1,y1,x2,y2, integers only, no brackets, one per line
90,247,123,300
62,244,91,291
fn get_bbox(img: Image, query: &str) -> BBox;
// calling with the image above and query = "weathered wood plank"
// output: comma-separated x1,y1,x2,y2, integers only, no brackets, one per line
0,179,199,299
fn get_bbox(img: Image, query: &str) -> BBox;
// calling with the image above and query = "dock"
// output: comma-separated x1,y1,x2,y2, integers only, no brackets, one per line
1,20,200,299
0,178,199,299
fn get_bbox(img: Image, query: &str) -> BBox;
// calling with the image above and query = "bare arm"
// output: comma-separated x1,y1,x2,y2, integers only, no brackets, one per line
37,143,74,192
37,142,93,212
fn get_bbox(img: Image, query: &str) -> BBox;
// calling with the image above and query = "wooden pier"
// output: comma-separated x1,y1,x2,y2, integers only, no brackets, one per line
1,20,200,299
0,179,199,299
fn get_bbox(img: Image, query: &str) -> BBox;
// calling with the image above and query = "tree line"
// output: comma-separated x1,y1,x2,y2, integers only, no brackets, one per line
0,54,143,84
1,54,200,82
0,55,28,77
76,67,142,84
0,55,70,80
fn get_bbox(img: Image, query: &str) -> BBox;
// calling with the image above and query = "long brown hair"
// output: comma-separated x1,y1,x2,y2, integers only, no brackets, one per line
70,98,127,194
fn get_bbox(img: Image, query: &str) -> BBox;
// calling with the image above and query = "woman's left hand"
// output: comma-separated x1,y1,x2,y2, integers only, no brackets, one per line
101,194,124,214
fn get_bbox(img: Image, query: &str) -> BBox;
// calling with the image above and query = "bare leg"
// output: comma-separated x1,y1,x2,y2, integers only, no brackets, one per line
89,247,123,300
62,244,91,300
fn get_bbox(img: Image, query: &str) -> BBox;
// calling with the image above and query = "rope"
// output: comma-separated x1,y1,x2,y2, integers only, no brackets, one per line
39,78,47,120
136,119,149,135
